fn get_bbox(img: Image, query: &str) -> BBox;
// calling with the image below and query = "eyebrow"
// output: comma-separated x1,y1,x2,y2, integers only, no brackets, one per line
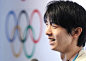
45,21,60,26
51,22,59,25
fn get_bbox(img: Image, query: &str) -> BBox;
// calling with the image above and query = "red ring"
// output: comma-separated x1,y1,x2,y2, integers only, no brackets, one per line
21,0,25,1
29,9,43,43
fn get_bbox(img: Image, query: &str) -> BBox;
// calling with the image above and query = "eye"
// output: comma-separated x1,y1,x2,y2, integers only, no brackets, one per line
52,23,59,29
45,22,48,27
52,25,57,28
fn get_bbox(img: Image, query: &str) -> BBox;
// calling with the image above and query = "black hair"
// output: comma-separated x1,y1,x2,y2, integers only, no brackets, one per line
44,1,86,47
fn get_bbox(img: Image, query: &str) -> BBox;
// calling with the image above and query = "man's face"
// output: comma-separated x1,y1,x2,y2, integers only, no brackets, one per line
45,17,73,53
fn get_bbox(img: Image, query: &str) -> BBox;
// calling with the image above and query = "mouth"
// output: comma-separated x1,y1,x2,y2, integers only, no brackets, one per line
49,38,56,41
48,38,56,45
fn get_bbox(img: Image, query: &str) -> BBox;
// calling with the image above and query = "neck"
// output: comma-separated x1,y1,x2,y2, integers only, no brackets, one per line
61,46,82,61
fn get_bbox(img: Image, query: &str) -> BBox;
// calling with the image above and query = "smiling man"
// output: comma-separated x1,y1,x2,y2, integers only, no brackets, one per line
44,1,86,61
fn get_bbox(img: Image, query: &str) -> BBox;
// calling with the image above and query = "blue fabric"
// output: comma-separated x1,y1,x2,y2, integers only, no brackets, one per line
72,54,78,61
72,48,84,61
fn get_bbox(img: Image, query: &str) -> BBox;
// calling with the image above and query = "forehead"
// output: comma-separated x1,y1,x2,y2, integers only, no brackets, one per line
45,16,60,25
44,15,52,23
46,16,52,22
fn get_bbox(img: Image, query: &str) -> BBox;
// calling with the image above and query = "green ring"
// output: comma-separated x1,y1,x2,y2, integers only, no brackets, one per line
23,25,36,58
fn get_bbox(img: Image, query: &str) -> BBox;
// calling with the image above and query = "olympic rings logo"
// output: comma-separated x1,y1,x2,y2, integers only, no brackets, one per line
5,9,43,58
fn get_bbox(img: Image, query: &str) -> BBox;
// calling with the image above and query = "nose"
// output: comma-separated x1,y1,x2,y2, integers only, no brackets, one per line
45,25,52,36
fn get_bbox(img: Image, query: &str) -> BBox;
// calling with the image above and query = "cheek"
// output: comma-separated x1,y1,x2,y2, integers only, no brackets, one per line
59,36,72,50
55,31,72,46
53,32,63,45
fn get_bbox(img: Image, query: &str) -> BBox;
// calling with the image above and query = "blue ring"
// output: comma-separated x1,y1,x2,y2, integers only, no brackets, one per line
5,11,17,42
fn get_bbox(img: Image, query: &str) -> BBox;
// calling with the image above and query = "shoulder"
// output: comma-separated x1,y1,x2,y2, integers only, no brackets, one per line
75,50,86,61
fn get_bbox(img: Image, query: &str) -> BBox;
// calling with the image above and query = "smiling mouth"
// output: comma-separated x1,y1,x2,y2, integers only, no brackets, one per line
49,38,56,41
49,39,56,45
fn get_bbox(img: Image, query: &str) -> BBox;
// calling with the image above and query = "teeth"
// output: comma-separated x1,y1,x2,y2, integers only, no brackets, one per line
50,39,52,41
49,39,55,41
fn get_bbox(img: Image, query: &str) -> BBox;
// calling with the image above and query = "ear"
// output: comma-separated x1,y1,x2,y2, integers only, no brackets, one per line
72,27,82,38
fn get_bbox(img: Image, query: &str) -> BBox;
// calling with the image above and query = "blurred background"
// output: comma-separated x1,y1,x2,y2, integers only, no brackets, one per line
0,0,86,61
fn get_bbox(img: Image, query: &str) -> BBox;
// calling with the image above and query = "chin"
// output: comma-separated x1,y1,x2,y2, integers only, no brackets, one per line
50,46,61,52
50,46,57,51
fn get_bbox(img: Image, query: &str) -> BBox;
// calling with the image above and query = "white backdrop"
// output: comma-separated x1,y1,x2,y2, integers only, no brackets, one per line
0,0,61,61
0,0,86,61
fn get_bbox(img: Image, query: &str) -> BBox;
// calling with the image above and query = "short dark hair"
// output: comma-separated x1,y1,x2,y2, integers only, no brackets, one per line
44,1,86,47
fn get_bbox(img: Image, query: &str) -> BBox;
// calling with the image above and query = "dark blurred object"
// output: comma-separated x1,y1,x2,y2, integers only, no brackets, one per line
30,58,38,61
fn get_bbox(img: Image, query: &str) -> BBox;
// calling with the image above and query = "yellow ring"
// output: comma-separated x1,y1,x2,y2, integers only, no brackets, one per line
11,25,23,57
11,42,23,57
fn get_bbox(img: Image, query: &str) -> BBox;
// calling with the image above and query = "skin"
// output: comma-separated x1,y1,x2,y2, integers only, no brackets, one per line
45,17,83,61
